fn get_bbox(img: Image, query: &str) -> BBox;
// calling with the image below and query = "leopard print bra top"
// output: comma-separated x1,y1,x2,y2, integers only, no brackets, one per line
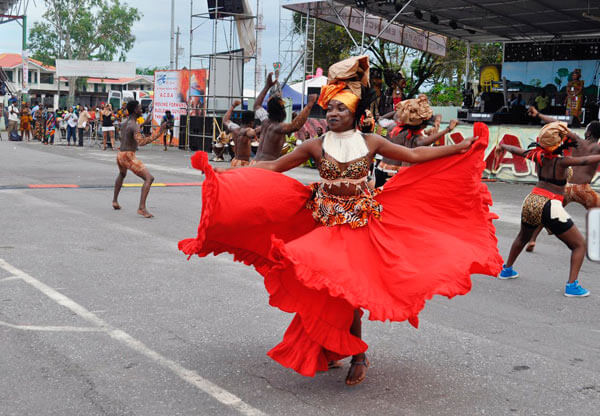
318,140,370,182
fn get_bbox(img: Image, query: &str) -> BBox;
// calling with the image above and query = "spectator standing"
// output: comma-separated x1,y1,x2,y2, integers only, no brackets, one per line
77,106,90,147
535,90,550,112
6,98,20,140
161,110,175,150
33,104,44,140
19,103,33,142
44,109,57,145
101,104,116,150
65,108,78,145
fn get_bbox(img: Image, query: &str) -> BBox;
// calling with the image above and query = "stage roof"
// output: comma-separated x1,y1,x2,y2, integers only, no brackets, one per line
323,1,600,43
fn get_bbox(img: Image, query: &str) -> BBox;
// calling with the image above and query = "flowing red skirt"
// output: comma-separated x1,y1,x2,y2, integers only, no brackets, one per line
179,122,502,377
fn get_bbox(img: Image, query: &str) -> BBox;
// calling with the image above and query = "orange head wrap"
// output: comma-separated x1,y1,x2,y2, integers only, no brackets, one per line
318,82,359,113
318,55,370,114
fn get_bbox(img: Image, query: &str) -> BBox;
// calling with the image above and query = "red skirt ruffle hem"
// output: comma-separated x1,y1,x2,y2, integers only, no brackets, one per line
179,122,503,377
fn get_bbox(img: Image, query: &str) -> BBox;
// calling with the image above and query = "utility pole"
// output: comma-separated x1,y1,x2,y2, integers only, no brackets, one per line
170,0,175,69
175,27,181,70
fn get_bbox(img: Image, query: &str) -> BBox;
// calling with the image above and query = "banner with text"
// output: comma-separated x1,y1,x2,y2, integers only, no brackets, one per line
152,69,208,145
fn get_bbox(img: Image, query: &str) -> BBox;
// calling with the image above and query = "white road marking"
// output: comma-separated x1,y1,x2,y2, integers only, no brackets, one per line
0,275,23,282
0,320,103,332
0,258,267,416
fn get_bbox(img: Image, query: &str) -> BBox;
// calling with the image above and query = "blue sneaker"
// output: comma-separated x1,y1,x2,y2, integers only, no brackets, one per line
564,281,590,297
498,264,519,280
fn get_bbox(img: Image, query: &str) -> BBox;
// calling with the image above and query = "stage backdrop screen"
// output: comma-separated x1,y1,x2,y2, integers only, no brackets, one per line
208,49,244,112
503,60,599,93
153,69,208,145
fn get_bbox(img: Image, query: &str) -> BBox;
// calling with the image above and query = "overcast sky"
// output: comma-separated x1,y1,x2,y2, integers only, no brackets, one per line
0,0,297,89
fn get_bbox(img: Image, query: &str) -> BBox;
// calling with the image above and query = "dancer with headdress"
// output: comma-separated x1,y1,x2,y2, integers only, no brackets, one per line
524,108,600,252
374,95,459,187
496,121,600,297
180,56,502,385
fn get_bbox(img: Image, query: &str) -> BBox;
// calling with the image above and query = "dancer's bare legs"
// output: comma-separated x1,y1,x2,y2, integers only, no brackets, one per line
134,167,154,218
346,309,368,385
505,224,536,268
526,225,543,252
112,165,126,210
555,226,586,284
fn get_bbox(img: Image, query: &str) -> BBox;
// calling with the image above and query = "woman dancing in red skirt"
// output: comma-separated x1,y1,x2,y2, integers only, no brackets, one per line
180,56,502,386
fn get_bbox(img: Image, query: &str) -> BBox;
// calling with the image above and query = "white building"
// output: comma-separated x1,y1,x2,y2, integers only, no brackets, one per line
0,53,152,108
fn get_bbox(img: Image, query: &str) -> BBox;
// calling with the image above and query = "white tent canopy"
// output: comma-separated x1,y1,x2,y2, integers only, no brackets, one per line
289,76,327,95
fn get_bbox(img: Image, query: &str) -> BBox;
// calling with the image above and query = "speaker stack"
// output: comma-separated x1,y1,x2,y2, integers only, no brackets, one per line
207,0,244,19
179,115,220,151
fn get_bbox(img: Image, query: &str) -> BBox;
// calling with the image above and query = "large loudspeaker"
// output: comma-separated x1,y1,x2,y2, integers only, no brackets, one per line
307,86,326,119
207,0,243,19
179,115,219,151
480,92,504,113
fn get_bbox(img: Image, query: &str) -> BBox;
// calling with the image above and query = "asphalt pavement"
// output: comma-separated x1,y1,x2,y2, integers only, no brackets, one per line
1,137,599,416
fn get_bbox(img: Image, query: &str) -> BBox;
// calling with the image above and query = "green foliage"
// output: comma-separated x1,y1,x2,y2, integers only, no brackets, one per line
557,68,570,78
136,66,168,75
428,83,462,106
291,13,501,99
554,77,562,88
29,0,142,66
530,78,542,88
437,39,502,86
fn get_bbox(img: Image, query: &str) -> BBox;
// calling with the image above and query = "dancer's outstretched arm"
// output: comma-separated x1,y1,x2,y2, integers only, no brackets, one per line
370,133,475,164
498,143,528,157
561,154,600,167
529,107,582,142
254,72,276,112
250,139,316,172
416,119,458,146
276,95,318,135
223,100,241,133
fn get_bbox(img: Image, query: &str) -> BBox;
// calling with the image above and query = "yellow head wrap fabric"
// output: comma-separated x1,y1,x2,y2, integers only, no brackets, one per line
394,94,433,126
318,55,370,113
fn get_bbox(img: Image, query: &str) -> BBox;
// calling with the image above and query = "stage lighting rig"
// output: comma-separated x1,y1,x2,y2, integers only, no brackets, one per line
355,0,368,8
429,14,439,24
449,20,458,30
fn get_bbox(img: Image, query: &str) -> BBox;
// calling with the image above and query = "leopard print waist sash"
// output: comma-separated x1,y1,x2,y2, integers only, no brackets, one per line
306,183,382,228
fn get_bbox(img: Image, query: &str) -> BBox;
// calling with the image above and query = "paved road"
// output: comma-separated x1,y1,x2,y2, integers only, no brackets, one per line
1,139,599,416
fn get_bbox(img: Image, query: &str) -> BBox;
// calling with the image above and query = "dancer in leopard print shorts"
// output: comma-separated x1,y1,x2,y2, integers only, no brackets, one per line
497,120,600,297
525,108,600,252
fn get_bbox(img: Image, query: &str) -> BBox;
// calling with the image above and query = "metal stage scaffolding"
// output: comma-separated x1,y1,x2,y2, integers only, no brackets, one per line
183,0,261,152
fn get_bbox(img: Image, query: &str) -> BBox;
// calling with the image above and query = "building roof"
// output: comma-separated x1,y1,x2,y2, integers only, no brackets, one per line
85,75,153,85
0,53,54,70
0,53,153,85
330,0,600,43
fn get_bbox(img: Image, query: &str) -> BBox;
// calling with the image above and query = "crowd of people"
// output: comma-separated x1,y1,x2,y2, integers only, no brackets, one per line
2,98,174,151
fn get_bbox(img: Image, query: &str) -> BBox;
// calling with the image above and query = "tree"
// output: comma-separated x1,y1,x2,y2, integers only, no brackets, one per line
137,66,168,76
29,0,141,104
292,13,502,101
